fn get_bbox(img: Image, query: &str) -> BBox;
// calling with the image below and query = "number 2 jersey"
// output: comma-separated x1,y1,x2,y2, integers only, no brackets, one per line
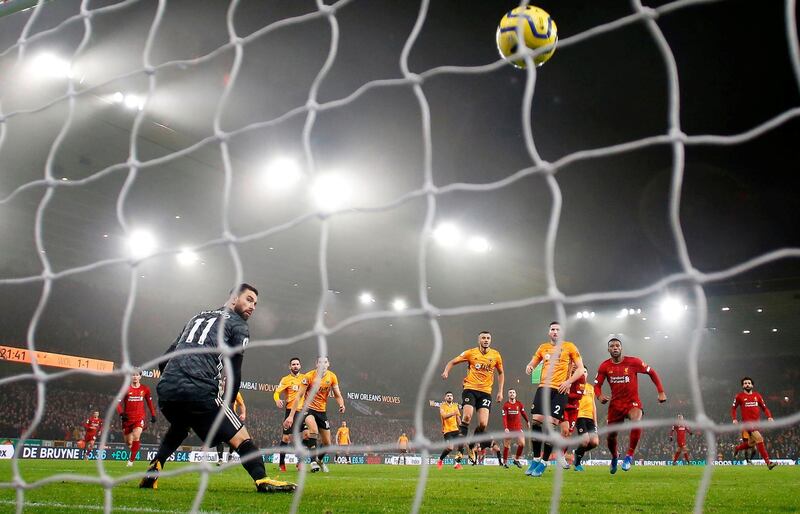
157,307,250,403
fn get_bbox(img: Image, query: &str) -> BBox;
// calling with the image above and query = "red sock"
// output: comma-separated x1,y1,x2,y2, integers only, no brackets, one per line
756,442,771,464
129,440,141,462
734,442,751,453
502,447,509,462
627,428,642,456
515,445,523,459
684,452,690,463
673,451,681,463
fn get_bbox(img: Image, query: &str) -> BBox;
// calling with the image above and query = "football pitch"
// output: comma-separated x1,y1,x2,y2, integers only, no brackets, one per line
1,461,797,513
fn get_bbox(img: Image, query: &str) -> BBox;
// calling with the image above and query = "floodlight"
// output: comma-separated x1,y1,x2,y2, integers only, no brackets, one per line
311,173,352,211
30,52,73,79
176,248,199,266
467,236,491,253
263,157,302,192
126,230,157,259
576,312,583,319
391,298,407,312
659,297,686,321
359,292,375,305
432,223,461,248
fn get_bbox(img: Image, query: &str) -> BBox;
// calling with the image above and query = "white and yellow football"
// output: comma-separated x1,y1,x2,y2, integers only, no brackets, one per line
496,5,558,68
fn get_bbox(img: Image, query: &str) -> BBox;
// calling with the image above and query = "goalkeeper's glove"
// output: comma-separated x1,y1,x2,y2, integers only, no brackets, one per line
150,416,157,424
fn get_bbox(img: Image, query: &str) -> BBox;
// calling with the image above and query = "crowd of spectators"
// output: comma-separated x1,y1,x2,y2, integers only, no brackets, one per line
1,380,798,462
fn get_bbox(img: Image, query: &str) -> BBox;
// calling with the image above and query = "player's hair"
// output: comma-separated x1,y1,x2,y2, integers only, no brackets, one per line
549,321,560,327
478,330,491,336
444,391,453,396
608,337,622,345
132,368,142,375
230,283,259,297
508,388,516,394
289,357,301,364
741,376,754,386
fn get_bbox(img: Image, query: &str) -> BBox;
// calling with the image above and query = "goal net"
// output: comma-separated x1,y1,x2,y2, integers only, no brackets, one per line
1,0,799,513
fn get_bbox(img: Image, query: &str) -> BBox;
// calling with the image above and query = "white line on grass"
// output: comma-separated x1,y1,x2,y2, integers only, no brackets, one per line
0,499,219,513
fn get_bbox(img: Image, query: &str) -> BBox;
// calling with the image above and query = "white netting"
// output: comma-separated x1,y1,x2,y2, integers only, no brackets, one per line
0,0,799,513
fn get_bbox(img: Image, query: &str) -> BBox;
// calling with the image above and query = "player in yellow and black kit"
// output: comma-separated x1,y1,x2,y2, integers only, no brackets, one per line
573,366,599,471
273,357,305,472
441,331,504,463
436,392,463,470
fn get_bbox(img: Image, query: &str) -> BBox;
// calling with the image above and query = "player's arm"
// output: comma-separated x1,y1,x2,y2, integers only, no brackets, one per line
525,354,542,375
731,396,740,423
117,394,128,422
145,386,157,422
332,384,345,413
520,406,529,426
669,426,675,441
495,361,505,403
273,379,289,409
158,325,187,373
284,381,308,429
594,365,609,404
224,322,249,403
558,355,584,394
441,353,467,379
236,392,247,421
758,394,774,421
639,360,667,402
501,405,509,431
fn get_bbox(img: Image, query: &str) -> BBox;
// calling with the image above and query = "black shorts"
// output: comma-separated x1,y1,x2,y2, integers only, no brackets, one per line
462,389,493,411
443,430,460,441
304,409,330,431
530,387,568,420
575,418,597,435
283,408,307,435
159,398,243,447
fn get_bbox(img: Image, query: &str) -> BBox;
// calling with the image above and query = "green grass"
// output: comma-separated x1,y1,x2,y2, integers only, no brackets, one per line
0,460,797,513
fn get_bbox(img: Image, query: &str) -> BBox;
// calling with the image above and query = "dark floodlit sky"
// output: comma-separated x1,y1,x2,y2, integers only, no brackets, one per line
0,0,798,401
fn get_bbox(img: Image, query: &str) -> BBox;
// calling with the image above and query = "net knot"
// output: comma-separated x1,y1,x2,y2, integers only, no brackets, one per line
641,6,659,19
232,36,245,47
669,127,687,142
406,73,423,85
306,99,320,111
215,129,230,142
126,157,141,168
143,65,156,76
318,4,334,15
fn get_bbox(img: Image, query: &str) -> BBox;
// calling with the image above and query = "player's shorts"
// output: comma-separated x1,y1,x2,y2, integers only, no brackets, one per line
564,408,578,431
575,418,597,436
462,389,493,411
399,448,408,454
159,399,243,447
304,409,330,431
607,399,642,424
282,408,307,435
122,418,146,435
443,430,460,441
83,432,97,443
504,427,524,438
530,387,568,420
741,427,761,439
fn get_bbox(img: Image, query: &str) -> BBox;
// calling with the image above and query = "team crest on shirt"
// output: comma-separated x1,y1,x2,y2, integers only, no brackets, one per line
624,367,629,374
475,363,482,370
544,353,551,361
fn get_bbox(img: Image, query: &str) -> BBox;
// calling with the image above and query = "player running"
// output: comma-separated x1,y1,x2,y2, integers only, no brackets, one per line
524,321,583,477
572,367,599,471
670,414,693,465
274,357,305,472
501,388,529,469
731,376,776,470
437,392,463,470
283,356,345,473
82,411,102,460
594,337,666,474
140,284,295,493
117,370,157,467
441,331,505,464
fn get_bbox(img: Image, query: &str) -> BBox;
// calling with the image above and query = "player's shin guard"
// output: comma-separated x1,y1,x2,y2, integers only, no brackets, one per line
129,440,141,462
459,422,470,451
755,442,771,464
236,439,267,482
530,421,543,458
628,428,642,456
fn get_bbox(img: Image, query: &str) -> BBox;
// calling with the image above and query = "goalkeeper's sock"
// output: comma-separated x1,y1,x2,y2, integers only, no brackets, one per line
278,441,287,466
541,443,553,462
627,428,642,456
574,446,585,467
530,421,543,458
129,440,141,462
439,449,450,461
503,447,509,463
155,424,188,467
755,442,771,464
235,439,267,482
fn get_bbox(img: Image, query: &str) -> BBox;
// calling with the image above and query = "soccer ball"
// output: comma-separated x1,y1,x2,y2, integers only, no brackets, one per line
77,440,86,449
496,6,558,68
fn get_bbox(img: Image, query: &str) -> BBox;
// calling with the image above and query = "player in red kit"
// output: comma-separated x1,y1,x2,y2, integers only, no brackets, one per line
594,338,666,474
117,370,157,467
501,388,529,468
82,410,103,460
731,376,776,470
670,414,693,465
